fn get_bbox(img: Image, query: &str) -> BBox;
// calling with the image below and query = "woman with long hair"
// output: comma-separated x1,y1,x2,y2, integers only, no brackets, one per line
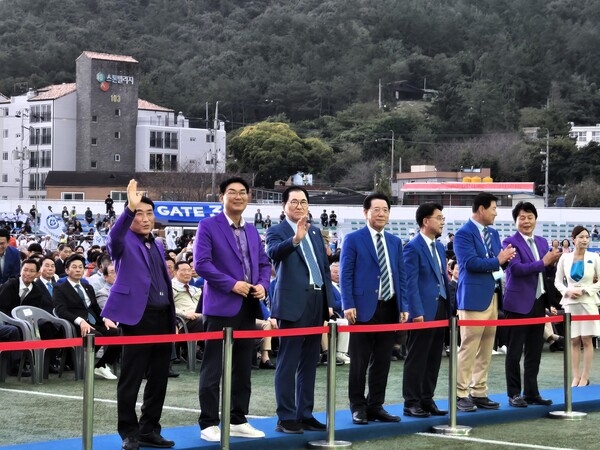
554,226,600,387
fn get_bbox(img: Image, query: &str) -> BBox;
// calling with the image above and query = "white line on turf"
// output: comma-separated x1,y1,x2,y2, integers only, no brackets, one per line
417,432,578,450
0,388,267,418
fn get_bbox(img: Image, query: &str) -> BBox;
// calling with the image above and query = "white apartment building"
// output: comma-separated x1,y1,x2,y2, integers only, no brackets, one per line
0,51,226,201
569,123,600,148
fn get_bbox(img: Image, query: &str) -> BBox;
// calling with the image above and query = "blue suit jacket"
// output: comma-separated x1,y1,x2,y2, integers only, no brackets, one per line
0,245,21,285
403,234,451,321
193,212,271,318
266,220,334,323
340,226,407,322
102,208,175,327
502,233,549,315
454,219,502,311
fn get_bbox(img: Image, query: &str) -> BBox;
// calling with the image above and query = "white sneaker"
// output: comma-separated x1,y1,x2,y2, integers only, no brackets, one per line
94,366,117,380
492,350,501,355
201,425,221,442
336,352,350,364
230,423,265,438
498,345,507,355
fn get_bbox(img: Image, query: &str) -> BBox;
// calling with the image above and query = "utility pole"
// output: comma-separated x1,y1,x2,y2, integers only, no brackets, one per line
544,129,549,207
390,130,395,195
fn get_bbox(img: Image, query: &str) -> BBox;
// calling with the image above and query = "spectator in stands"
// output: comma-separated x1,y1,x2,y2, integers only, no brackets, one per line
551,239,560,252
29,204,38,222
15,205,23,215
447,233,455,252
54,244,72,277
94,263,116,310
85,207,94,225
593,225,599,241
105,194,114,214
61,206,69,223
279,210,286,222
320,209,329,227
0,228,21,285
554,225,600,387
40,235,57,255
53,254,120,380
87,253,112,293
561,238,571,253
165,257,176,279
264,215,272,229
254,209,264,228
329,210,338,227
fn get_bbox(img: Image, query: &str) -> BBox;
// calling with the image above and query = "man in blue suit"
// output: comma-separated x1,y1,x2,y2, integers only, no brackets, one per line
0,229,20,285
402,202,450,418
340,193,407,425
454,192,515,412
194,177,271,442
266,186,334,434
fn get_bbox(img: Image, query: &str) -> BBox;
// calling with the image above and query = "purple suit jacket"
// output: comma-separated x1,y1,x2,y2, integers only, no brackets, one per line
193,212,271,318
101,208,175,327
502,232,549,315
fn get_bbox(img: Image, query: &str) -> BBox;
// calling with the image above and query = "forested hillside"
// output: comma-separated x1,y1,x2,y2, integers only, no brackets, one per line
2,0,600,203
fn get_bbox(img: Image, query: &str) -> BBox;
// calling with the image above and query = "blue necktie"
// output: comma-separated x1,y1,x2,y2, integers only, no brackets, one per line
47,281,53,295
301,236,323,287
431,242,447,300
75,284,96,325
376,233,391,300
483,226,494,257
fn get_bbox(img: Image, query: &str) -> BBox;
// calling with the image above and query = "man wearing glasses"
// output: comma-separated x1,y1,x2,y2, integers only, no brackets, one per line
340,193,407,425
266,186,334,434
194,177,271,442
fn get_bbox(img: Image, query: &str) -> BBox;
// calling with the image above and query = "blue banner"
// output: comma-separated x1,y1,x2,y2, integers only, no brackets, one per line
153,202,222,225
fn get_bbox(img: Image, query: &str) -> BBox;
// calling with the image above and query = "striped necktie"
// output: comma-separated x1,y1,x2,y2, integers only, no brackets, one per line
300,237,324,287
376,233,391,300
431,241,447,300
483,226,494,257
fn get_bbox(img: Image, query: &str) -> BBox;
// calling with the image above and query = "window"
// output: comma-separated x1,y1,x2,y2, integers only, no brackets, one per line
114,131,121,139
149,153,177,171
91,161,97,168
115,109,121,116
114,154,121,162
61,192,84,200
91,138,97,146
110,191,128,201
30,150,51,168
150,131,163,148
30,105,51,122
28,173,46,190
164,132,179,149
1,174,7,183
2,152,7,161
2,129,7,138
206,133,215,143
592,131,600,142
0,107,8,116
91,115,98,123
571,131,587,142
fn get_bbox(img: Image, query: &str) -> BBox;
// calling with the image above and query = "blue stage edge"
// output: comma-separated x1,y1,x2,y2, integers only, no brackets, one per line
3,386,600,449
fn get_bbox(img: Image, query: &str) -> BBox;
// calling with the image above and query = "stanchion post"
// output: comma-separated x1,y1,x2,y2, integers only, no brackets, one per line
308,321,351,449
220,327,233,449
82,333,96,450
432,316,471,435
549,312,586,420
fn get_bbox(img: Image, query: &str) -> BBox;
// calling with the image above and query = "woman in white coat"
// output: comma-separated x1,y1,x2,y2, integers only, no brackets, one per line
555,225,600,387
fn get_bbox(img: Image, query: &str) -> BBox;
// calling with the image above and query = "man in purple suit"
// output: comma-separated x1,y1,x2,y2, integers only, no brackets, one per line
102,180,176,450
193,177,271,442
503,201,561,408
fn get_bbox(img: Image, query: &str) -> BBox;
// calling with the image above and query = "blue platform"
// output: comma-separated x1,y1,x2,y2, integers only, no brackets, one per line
2,386,600,449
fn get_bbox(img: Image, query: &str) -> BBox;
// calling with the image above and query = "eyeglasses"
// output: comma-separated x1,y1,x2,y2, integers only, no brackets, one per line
225,190,248,197
370,207,389,214
288,199,308,208
428,215,446,222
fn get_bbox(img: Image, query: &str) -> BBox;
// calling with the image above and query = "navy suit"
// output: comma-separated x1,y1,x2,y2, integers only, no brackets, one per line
266,220,333,422
402,234,450,409
340,226,407,415
0,246,20,285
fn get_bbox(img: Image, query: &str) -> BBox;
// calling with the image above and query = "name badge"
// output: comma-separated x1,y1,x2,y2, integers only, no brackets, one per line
492,267,505,281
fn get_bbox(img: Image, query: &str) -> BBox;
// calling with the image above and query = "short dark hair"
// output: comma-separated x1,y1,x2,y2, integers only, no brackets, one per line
64,253,86,269
282,186,310,204
219,176,250,194
472,192,498,213
21,258,40,271
511,201,538,222
165,256,176,265
416,202,443,228
101,262,114,276
0,229,10,239
40,256,55,266
125,195,155,210
363,193,390,210
27,242,43,254
571,225,589,240
175,260,191,271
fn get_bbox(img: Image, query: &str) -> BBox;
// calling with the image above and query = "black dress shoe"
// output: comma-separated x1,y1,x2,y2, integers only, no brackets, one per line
352,410,368,425
122,437,139,450
508,395,528,408
301,417,326,431
368,409,401,422
469,395,500,409
275,419,304,434
259,360,276,369
403,406,430,418
523,395,553,406
138,431,175,448
422,403,448,416
167,369,180,378
456,396,477,412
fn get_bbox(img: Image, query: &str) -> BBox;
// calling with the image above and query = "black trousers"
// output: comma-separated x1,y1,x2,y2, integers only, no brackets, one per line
505,296,546,398
117,306,173,439
348,299,398,414
198,298,257,429
402,299,447,408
